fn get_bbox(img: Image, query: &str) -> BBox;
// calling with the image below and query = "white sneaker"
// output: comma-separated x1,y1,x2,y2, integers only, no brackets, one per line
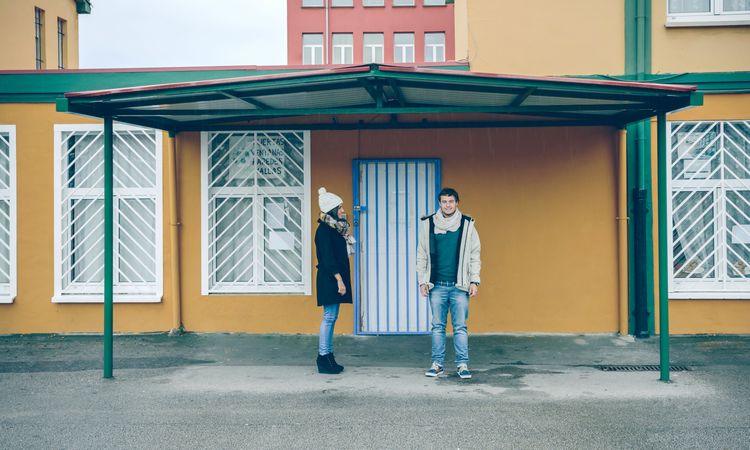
425,362,444,377
457,363,472,379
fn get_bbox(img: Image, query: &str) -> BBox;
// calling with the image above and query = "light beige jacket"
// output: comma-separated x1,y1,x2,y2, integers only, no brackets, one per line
415,214,481,292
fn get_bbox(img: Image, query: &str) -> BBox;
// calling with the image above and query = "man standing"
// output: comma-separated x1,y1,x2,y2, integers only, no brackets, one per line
416,187,481,379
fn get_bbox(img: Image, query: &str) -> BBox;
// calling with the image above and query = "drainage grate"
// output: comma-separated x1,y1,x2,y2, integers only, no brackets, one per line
597,364,690,372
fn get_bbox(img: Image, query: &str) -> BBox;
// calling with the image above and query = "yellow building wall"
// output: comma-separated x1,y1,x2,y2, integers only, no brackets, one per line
650,94,750,334
0,104,174,333
460,0,624,76
454,0,469,62
652,0,750,74
0,0,80,70
12,101,733,334
176,127,621,334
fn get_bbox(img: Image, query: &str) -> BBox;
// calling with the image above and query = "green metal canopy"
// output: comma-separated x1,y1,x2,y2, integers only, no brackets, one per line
58,64,702,132
53,63,702,381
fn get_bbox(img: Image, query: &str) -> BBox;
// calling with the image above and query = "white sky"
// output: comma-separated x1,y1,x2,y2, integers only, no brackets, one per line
79,0,287,69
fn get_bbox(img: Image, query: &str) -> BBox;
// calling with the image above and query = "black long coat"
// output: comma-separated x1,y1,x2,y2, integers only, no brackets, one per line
315,220,353,306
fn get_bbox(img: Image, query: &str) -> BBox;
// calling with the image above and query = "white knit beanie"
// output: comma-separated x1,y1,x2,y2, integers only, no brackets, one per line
318,187,343,214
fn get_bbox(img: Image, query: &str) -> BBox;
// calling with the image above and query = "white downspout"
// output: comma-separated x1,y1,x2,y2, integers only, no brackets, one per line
325,0,329,64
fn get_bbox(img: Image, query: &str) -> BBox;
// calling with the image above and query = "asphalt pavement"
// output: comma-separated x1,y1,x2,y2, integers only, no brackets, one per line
1,333,748,449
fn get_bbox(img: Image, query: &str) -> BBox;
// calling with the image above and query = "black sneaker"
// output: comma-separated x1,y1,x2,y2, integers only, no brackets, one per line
425,362,444,377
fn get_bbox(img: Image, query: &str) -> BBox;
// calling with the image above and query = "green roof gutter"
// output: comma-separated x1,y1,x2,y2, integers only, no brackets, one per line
76,0,92,14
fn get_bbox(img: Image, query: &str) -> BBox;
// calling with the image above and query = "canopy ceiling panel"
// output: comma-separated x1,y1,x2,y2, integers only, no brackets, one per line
58,64,702,132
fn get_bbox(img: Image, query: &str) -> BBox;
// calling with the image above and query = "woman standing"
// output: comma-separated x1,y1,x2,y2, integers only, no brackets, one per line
315,187,354,374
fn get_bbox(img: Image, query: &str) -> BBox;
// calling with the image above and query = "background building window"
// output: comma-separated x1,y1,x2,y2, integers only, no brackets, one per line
424,0,446,5
363,0,385,6
57,18,67,69
202,131,311,295
35,8,45,69
54,125,163,303
331,0,353,6
667,0,750,25
363,33,384,63
302,0,325,6
0,126,16,303
424,32,445,62
394,33,414,63
393,0,415,5
332,33,353,64
668,121,750,298
302,33,324,65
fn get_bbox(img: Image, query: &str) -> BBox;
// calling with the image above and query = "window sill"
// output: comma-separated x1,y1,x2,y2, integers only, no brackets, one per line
0,296,15,304
204,286,311,296
666,15,750,27
669,292,750,299
52,295,162,303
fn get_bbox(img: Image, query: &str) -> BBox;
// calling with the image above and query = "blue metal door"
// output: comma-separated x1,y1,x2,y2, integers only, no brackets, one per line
353,159,440,335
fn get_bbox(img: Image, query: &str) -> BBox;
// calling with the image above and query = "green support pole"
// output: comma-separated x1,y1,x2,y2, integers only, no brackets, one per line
103,117,114,379
657,111,670,382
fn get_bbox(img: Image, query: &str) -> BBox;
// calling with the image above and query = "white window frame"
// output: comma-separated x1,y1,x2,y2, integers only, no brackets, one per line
424,32,445,62
302,0,324,7
201,131,311,295
303,33,324,65
667,0,750,26
332,33,354,64
53,124,163,303
0,126,16,304
331,0,353,6
393,0,415,6
394,33,415,63
363,0,385,6
424,0,446,5
363,33,384,64
667,120,750,299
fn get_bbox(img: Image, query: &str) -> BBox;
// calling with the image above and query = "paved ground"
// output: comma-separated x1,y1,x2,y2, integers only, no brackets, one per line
0,333,748,449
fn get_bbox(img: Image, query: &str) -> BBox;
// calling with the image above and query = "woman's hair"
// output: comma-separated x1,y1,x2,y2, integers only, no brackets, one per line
327,205,341,217
438,187,459,202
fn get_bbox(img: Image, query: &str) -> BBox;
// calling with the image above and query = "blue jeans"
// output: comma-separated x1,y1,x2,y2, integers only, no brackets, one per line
318,303,340,355
429,285,469,366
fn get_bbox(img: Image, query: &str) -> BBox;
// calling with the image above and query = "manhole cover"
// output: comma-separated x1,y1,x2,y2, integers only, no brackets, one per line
596,364,690,372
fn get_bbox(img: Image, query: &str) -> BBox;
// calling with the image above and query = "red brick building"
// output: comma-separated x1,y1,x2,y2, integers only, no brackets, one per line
286,0,455,65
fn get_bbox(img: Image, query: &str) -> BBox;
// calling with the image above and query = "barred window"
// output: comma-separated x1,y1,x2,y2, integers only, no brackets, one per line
668,121,750,298
53,124,163,303
0,126,16,303
201,131,311,294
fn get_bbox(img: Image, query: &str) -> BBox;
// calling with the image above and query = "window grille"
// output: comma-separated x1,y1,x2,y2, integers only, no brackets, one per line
202,131,311,294
668,121,750,297
54,125,163,302
0,126,16,302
